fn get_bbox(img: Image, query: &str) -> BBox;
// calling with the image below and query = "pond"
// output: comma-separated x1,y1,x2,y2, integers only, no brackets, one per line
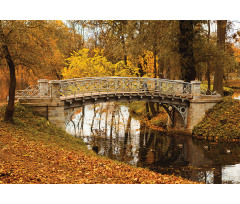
232,89,240,100
66,102,240,184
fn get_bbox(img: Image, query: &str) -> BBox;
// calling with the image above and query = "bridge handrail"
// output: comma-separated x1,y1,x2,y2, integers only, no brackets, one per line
15,85,41,98
59,77,187,83
16,77,215,99
59,77,193,97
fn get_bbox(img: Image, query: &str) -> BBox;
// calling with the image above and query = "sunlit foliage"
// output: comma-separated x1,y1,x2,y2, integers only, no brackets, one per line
61,48,139,79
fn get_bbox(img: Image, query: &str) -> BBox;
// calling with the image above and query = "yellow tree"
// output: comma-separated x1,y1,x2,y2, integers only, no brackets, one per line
0,20,81,122
61,48,139,79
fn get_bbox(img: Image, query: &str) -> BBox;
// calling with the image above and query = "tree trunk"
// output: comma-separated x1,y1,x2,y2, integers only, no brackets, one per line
0,21,16,122
153,49,157,78
119,22,128,67
207,20,211,90
138,62,144,77
146,102,151,120
213,20,227,96
149,102,157,117
121,35,128,66
158,56,164,78
179,20,196,82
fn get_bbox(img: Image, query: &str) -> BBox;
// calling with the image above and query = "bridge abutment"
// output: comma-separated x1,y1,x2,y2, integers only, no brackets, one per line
47,80,65,129
47,100,65,129
18,79,65,130
169,81,222,134
186,97,221,132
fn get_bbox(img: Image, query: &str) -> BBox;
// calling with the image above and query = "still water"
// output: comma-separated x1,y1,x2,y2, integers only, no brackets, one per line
66,102,240,184
232,89,240,100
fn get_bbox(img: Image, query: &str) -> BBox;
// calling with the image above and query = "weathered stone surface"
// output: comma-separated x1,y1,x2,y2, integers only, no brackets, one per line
20,97,65,130
49,80,61,99
169,95,222,134
38,79,49,96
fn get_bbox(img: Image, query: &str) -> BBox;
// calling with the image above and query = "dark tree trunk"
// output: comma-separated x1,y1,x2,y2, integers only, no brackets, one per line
138,62,144,77
206,61,211,90
213,20,227,96
153,50,157,78
206,20,211,90
138,54,147,77
179,20,196,82
213,166,222,184
146,102,151,120
0,21,16,122
158,56,164,78
121,35,127,66
149,102,157,117
119,22,128,67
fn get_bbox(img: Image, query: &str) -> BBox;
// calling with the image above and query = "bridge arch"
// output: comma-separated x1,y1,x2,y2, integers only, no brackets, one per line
64,95,189,128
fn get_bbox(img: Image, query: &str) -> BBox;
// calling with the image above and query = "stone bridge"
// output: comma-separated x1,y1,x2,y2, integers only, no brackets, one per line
16,77,222,134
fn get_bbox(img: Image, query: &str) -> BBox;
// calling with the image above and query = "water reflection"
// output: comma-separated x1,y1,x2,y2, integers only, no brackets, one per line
66,102,240,184
232,89,240,100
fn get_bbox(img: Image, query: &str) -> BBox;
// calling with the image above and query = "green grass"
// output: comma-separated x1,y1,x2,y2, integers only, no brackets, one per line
0,103,91,154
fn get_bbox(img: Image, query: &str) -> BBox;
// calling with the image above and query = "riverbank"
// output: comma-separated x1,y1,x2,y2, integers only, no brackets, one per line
0,103,197,184
193,96,240,142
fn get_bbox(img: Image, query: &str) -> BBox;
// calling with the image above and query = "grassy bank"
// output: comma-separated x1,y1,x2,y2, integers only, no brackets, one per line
0,103,197,184
193,97,240,141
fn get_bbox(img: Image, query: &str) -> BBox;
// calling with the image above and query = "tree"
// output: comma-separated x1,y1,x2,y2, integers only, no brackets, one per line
0,20,82,122
61,48,139,79
179,20,196,82
213,20,227,96
206,20,211,90
0,20,16,122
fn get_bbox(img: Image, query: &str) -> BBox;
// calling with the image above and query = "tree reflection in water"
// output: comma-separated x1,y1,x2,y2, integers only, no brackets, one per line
66,102,240,184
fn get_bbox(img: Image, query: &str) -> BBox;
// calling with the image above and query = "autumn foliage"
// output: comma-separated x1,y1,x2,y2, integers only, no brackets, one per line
0,104,197,184
193,97,240,141
61,48,139,79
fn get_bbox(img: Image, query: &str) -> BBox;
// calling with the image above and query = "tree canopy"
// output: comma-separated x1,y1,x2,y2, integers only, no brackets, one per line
1,20,240,121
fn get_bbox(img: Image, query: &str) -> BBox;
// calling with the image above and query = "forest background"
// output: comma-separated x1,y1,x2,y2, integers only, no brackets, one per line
1,20,240,121
1,20,240,101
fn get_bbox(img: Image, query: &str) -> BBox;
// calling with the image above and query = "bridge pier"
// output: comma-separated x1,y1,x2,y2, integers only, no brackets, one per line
168,81,222,134
47,80,65,129
47,101,65,129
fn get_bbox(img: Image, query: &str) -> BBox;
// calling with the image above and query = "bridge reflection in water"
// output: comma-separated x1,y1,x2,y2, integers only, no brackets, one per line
66,102,240,184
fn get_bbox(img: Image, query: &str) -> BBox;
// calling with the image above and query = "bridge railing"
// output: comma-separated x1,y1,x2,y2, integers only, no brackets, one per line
16,77,209,100
15,79,50,98
59,77,194,98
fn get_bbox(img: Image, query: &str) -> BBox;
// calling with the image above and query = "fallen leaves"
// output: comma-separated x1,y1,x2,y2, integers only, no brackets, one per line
193,96,240,142
0,104,198,184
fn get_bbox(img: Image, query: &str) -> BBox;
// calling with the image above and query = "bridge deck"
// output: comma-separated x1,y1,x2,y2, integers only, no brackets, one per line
60,91,193,101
